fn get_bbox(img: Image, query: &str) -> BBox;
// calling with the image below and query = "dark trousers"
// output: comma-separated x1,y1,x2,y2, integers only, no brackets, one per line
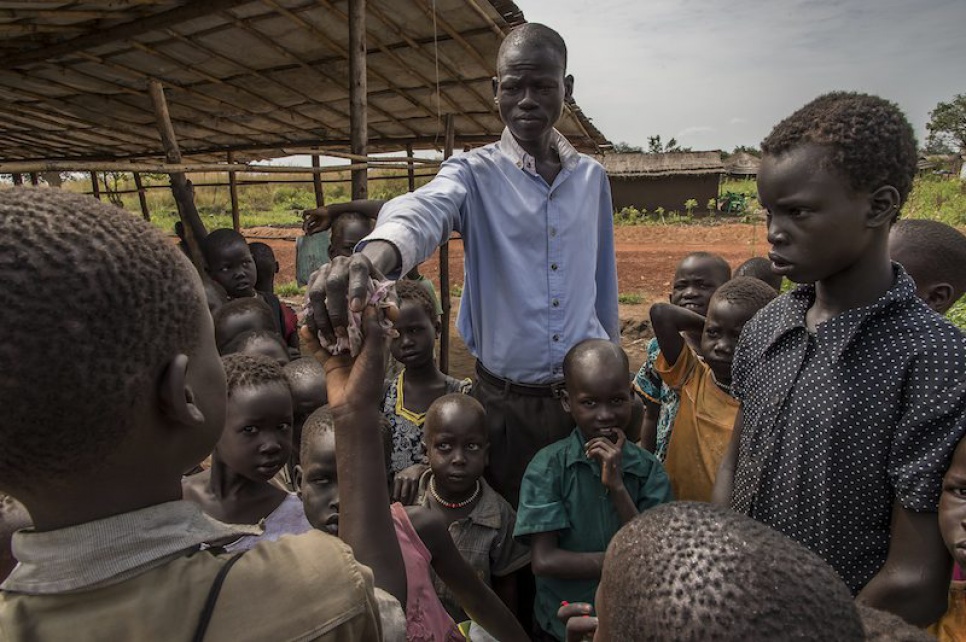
470,364,574,509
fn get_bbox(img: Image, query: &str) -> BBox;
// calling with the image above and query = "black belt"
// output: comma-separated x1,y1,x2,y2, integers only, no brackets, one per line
475,362,564,398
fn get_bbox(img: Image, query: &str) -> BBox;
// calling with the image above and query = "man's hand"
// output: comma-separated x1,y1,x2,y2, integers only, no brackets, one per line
586,429,626,492
557,602,598,642
392,463,428,505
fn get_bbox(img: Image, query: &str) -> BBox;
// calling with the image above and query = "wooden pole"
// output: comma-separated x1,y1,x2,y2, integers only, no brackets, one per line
133,172,150,221
90,172,101,200
227,151,240,232
348,0,367,200
311,154,325,208
0,160,423,175
439,114,455,373
148,79,206,273
28,172,39,186
11,173,23,186
406,143,416,193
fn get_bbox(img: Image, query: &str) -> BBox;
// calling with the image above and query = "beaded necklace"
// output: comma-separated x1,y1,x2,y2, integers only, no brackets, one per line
429,475,481,509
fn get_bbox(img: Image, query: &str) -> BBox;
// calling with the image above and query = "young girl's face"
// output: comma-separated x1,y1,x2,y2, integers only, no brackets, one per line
390,299,437,369
939,438,966,568
216,383,293,482
297,430,339,535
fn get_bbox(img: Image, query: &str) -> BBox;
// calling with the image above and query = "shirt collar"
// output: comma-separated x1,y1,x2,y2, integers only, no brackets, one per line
2,501,259,595
760,263,918,363
499,127,580,175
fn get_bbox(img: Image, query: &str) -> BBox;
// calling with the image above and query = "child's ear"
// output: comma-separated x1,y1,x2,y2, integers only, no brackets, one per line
491,76,499,100
158,354,208,428
867,186,901,228
294,464,304,497
923,282,956,314
559,390,572,414
564,74,574,101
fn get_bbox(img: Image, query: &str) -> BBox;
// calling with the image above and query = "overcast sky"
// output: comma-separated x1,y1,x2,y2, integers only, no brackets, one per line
518,0,966,152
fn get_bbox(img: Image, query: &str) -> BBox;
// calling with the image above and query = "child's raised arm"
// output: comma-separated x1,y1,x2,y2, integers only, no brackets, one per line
408,507,530,642
301,305,407,608
302,199,387,235
648,302,706,367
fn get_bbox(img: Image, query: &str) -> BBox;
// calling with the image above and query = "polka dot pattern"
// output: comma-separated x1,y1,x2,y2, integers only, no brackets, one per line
730,266,966,594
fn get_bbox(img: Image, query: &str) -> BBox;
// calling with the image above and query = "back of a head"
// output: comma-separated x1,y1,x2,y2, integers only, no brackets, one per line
761,92,917,208
0,188,202,493
856,606,934,642
891,219,966,300
248,241,277,288
710,276,779,315
212,296,277,349
221,329,288,362
331,211,374,239
734,257,783,292
598,502,863,641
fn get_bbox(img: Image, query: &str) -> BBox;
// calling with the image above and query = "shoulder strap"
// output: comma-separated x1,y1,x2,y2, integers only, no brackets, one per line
191,550,247,642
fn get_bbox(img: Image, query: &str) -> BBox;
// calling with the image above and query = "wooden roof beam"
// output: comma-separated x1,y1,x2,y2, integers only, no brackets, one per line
2,0,258,70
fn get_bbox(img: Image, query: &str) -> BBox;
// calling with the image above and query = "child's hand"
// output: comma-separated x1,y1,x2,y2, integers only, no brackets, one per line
300,305,386,411
392,463,427,505
585,429,626,492
557,602,597,642
302,206,332,235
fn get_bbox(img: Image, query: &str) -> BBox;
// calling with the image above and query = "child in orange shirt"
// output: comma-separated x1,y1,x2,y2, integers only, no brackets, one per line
649,277,776,501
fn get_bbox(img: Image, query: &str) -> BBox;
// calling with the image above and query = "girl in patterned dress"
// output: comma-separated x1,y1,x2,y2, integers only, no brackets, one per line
383,280,471,504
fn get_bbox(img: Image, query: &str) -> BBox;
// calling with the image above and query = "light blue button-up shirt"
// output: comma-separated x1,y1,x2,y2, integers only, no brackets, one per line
362,128,619,384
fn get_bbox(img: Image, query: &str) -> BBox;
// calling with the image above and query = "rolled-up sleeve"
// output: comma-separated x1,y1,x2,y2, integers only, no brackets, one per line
360,159,469,277
514,450,569,542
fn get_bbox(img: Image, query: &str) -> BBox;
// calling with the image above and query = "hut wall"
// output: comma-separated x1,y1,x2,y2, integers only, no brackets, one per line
608,175,720,213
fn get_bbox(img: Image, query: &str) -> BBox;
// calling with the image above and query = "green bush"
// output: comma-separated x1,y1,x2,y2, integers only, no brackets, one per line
947,296,966,331
275,281,305,298
618,293,643,304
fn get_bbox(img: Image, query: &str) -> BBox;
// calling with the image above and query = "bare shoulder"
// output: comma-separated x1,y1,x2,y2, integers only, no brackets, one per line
180,470,208,502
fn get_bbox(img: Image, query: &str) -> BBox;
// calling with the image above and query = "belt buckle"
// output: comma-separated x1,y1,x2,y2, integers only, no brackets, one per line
551,382,566,398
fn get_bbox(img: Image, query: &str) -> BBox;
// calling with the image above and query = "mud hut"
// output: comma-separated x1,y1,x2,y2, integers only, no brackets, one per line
725,151,760,178
597,151,723,214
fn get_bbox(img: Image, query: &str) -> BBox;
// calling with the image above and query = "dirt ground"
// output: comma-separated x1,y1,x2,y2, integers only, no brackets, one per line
243,221,771,380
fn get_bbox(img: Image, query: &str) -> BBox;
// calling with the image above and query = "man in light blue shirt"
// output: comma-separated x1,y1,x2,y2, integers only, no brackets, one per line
306,23,619,509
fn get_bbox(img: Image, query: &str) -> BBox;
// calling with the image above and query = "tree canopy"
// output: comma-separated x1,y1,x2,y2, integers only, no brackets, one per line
926,94,966,153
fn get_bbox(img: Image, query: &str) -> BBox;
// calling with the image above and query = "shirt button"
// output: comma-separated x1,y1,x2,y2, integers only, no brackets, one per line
551,263,558,271
553,334,560,342
771,394,782,406
552,298,560,307
550,227,557,237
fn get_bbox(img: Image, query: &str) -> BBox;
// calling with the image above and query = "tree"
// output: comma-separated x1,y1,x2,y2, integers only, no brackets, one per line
647,135,692,154
926,94,966,153
613,141,643,153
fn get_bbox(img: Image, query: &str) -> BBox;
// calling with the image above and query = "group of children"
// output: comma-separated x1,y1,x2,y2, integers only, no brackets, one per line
2,18,966,642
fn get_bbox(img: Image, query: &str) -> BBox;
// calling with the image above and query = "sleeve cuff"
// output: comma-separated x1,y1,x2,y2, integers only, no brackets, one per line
357,221,420,278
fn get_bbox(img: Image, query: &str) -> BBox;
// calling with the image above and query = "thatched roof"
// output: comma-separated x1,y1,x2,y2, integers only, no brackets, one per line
0,0,609,163
596,151,723,178
724,151,760,176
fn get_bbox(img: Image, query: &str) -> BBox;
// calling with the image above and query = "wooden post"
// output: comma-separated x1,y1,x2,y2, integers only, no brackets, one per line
348,0,368,200
28,172,39,186
406,143,415,193
227,151,240,232
148,79,206,273
133,172,150,221
439,114,455,373
11,173,23,186
311,154,325,208
90,172,101,200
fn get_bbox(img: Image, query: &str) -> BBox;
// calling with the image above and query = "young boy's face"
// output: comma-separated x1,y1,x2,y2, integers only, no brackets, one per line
562,354,633,442
208,240,257,299
700,297,755,386
494,41,573,146
939,438,966,568
758,144,875,285
329,219,371,260
425,409,489,497
670,256,729,315
216,383,293,482
298,430,340,535
390,300,437,369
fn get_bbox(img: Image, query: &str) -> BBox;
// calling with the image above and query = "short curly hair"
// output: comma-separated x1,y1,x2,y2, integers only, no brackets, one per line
891,219,966,296
212,296,277,350
709,276,778,313
598,502,864,641
202,228,248,266
733,257,783,292
0,188,204,490
761,92,918,207
221,329,289,361
222,353,289,397
396,279,439,326
856,605,934,642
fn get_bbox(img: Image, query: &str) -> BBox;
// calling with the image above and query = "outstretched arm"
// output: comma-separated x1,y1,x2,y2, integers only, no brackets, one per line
856,502,951,626
410,508,529,642
530,531,604,581
711,407,743,507
648,302,706,367
302,304,407,608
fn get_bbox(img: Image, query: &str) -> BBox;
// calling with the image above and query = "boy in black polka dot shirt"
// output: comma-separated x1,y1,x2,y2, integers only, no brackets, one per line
712,92,966,627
